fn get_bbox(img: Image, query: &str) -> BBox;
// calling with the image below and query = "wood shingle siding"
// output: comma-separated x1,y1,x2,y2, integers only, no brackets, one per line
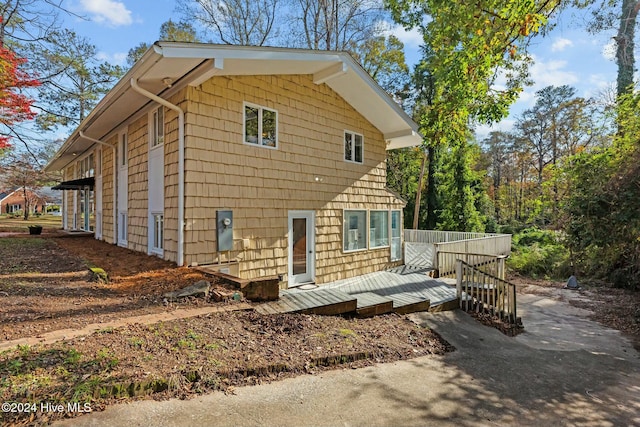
182,74,404,284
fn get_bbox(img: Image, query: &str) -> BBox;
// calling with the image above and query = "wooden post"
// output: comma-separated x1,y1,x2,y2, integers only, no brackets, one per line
497,255,507,280
455,259,463,303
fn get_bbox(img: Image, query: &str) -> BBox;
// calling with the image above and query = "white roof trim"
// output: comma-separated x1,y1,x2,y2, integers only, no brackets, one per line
46,43,422,171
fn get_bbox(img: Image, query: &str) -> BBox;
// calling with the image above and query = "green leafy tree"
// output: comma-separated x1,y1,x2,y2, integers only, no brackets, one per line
349,34,410,100
437,139,486,232
386,0,561,146
563,91,640,288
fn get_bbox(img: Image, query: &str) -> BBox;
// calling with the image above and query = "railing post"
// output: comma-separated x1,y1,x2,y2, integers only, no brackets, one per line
456,259,462,300
498,255,507,280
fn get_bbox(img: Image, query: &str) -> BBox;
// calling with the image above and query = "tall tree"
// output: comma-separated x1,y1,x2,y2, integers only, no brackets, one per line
514,85,602,226
31,29,124,131
127,19,201,67
288,0,384,50
578,0,640,95
0,39,39,148
0,148,52,219
563,91,640,288
386,0,560,146
349,34,410,99
178,0,281,46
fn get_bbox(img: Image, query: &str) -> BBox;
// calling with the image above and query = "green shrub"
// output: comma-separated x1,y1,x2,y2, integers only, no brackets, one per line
508,228,571,279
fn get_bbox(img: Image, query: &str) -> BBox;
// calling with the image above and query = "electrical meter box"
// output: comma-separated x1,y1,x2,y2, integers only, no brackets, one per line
216,210,233,251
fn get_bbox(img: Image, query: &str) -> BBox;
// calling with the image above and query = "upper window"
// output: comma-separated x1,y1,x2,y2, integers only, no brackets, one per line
370,210,389,248
151,107,164,147
344,131,363,163
244,103,277,148
343,210,367,252
77,153,95,178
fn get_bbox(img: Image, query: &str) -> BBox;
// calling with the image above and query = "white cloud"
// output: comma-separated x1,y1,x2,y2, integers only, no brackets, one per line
551,37,573,52
602,39,616,61
528,55,579,89
80,0,132,26
96,51,128,66
382,22,423,48
475,119,516,141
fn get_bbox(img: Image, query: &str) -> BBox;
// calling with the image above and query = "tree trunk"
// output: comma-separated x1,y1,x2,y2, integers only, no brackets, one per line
412,149,427,229
425,145,439,229
616,0,640,96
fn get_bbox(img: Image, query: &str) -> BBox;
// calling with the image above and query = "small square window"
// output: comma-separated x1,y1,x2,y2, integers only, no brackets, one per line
344,131,363,163
244,103,278,148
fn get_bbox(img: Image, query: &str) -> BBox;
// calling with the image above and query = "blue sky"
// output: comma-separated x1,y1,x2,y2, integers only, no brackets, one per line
64,1,618,140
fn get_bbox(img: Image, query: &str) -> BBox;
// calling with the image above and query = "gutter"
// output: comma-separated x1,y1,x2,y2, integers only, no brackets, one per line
130,78,186,267
79,131,116,241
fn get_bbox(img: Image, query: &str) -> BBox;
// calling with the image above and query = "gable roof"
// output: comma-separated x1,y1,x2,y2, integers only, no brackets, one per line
46,43,422,172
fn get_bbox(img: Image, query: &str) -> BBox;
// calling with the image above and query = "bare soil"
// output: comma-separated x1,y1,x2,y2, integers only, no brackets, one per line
0,234,228,341
0,234,453,426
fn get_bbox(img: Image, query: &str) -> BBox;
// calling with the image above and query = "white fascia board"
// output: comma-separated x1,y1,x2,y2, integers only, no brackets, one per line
155,43,343,63
342,55,420,135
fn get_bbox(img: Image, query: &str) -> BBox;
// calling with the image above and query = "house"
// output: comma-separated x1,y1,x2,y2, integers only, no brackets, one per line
0,187,49,215
45,43,422,287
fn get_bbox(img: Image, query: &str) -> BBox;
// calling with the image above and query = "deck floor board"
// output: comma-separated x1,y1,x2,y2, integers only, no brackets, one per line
256,268,457,316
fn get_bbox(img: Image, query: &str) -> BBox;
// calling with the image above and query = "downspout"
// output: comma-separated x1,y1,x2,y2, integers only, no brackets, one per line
130,78,185,267
79,130,116,242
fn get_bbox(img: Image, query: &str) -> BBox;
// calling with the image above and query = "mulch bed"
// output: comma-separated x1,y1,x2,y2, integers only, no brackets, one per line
0,235,454,426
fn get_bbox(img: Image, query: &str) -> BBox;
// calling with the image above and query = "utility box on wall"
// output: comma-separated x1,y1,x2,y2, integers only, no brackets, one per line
217,210,233,252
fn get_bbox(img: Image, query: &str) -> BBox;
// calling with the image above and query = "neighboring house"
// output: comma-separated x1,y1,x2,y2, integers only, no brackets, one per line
45,43,422,287
0,187,48,214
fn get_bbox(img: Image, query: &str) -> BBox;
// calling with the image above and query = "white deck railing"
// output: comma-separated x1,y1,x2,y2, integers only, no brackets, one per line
456,259,518,326
404,230,512,275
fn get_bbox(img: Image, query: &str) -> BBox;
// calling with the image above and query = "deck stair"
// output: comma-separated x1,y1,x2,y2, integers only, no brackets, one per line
254,266,461,316
255,288,357,316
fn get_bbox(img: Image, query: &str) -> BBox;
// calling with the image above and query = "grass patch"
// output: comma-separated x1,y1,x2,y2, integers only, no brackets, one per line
0,214,61,232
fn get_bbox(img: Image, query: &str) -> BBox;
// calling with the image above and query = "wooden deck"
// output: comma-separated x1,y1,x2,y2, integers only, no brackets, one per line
255,266,457,317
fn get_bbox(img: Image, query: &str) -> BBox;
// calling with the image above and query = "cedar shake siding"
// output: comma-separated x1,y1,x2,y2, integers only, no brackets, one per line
47,45,421,289
182,74,404,284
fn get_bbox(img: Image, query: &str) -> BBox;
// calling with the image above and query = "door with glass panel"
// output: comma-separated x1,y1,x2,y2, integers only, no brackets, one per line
288,211,315,286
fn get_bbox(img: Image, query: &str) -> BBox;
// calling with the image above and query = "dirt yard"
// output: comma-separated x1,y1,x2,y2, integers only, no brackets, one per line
0,234,453,426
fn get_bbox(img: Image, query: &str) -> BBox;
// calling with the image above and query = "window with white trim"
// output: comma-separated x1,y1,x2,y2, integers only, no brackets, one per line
370,210,389,248
343,210,367,252
344,131,363,163
151,107,164,147
152,213,164,253
244,103,277,148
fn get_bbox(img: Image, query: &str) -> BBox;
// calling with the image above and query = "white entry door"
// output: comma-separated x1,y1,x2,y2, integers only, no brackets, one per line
288,211,315,286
